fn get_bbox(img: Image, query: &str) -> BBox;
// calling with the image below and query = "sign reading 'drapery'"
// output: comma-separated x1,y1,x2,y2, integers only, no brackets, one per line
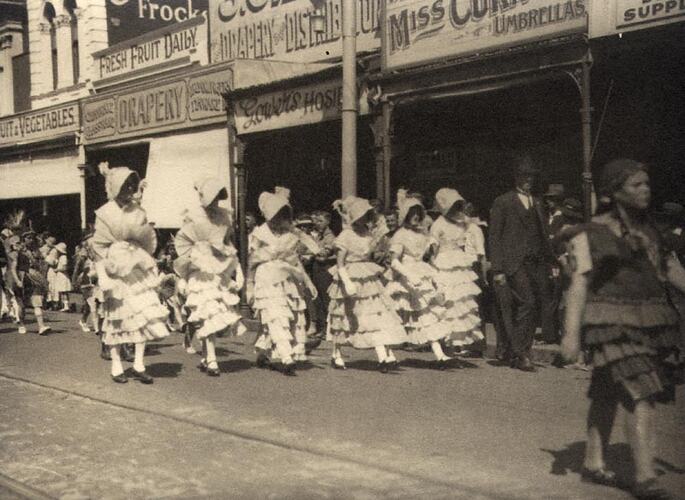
94,16,207,81
382,0,587,70
234,80,369,135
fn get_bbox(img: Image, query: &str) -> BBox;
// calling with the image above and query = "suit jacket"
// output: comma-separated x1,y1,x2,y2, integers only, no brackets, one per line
488,190,553,276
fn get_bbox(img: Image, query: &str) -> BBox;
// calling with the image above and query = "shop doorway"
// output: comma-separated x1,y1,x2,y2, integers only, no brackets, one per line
244,119,376,224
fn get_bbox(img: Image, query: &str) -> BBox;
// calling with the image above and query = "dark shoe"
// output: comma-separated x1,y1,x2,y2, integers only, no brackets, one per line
198,359,208,372
631,478,671,500
255,353,271,369
111,373,127,384
130,369,153,384
580,467,619,488
281,362,296,376
100,348,111,361
378,361,389,374
206,364,220,377
387,359,400,371
432,359,448,370
513,355,536,372
304,336,322,355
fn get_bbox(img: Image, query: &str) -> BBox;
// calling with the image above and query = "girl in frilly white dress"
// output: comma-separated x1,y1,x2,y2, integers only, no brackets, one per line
53,242,72,312
174,177,245,377
327,196,406,373
430,188,484,349
386,190,452,368
90,162,170,384
249,188,319,376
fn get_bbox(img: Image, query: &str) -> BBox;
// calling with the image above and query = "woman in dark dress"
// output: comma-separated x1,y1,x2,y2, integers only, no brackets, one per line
562,159,683,499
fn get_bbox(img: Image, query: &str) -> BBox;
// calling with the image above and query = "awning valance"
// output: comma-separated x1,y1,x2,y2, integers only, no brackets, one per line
0,150,81,200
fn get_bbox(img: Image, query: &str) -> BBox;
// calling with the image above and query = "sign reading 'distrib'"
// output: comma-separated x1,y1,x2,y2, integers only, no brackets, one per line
209,0,381,64
234,80,369,135
382,0,587,70
81,66,233,144
0,103,80,147
94,16,207,81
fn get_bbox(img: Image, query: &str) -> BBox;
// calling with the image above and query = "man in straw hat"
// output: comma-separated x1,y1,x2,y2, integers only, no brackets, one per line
489,156,556,371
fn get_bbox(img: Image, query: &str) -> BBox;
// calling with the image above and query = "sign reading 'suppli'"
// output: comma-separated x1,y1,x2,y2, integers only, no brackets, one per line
382,0,587,70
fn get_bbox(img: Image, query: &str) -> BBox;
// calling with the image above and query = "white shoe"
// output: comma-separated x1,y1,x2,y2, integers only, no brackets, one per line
185,345,197,354
18,326,27,335
60,306,70,312
79,320,91,333
38,326,51,335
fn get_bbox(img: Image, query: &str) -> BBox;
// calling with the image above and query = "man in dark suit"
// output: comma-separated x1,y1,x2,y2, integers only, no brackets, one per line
488,157,555,371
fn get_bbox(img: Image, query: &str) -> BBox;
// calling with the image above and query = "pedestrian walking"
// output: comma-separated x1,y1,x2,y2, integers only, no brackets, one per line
561,159,683,500
385,190,451,368
327,196,406,372
173,177,245,377
249,187,318,375
430,188,484,351
91,162,170,384
488,157,556,371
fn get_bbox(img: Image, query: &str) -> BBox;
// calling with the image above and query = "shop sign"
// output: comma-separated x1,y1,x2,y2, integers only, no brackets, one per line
94,16,207,82
0,103,79,147
382,0,588,70
234,80,369,135
81,67,233,144
589,0,685,37
106,0,208,46
208,0,381,64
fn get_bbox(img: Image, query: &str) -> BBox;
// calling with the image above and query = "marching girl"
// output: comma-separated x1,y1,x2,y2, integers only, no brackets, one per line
90,162,170,384
385,190,452,368
173,177,246,377
430,188,484,350
53,242,72,312
327,196,407,373
249,188,319,375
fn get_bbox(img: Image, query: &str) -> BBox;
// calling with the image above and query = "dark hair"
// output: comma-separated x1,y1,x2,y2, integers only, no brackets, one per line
404,205,425,226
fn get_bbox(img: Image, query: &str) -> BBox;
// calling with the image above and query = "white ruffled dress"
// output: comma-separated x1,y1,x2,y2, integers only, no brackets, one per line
327,229,407,349
174,207,244,340
385,228,450,344
430,216,484,346
91,201,170,346
249,224,311,354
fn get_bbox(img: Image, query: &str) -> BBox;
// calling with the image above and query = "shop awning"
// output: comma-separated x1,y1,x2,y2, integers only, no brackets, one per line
0,150,81,200
230,59,337,93
141,127,231,228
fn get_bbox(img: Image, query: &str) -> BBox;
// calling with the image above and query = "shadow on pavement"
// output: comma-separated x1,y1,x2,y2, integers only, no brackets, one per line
146,362,183,378
218,358,252,373
215,347,242,357
345,359,400,374
144,343,176,356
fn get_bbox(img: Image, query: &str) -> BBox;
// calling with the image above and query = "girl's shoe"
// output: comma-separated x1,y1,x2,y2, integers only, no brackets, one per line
206,363,220,377
79,320,91,333
38,326,51,335
255,353,271,369
18,326,27,335
61,305,71,312
580,467,618,488
198,359,208,372
378,361,389,374
130,369,153,384
111,373,127,384
630,478,671,500
281,362,296,376
330,357,346,370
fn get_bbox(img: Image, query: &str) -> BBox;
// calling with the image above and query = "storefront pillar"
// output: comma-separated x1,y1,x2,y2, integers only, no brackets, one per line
580,60,593,221
371,99,394,209
77,140,87,232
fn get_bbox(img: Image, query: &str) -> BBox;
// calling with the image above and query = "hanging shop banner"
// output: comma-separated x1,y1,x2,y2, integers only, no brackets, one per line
382,0,588,70
94,16,208,83
589,0,685,38
81,66,232,144
208,0,382,64
234,80,369,135
0,102,79,148
106,0,208,46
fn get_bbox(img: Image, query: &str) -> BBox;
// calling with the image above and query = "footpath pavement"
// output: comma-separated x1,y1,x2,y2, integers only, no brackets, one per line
0,311,683,499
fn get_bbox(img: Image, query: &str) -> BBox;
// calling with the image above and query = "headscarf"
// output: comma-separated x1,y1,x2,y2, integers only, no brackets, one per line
396,189,423,226
434,188,465,216
332,196,373,226
258,187,291,221
98,161,139,201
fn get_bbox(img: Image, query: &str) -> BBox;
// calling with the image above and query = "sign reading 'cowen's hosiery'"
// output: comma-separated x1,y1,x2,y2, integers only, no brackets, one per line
208,0,382,64
81,66,233,144
382,0,588,70
234,80,369,135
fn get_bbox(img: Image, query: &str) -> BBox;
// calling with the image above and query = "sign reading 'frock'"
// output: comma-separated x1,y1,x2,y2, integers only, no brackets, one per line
382,0,588,70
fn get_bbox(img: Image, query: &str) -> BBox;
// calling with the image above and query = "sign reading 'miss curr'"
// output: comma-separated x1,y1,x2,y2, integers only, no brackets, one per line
94,15,207,82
